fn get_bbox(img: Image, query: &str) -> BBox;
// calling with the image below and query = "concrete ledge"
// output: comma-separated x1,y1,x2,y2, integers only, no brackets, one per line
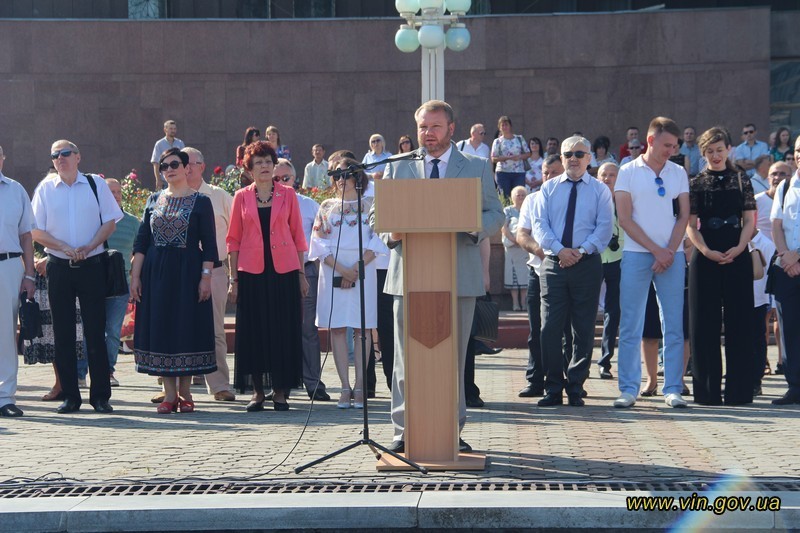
2,491,799,531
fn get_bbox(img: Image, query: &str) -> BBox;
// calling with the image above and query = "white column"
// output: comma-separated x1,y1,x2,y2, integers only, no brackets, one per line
421,45,445,103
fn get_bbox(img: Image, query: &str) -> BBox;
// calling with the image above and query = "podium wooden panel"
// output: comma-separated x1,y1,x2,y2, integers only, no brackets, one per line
373,178,486,471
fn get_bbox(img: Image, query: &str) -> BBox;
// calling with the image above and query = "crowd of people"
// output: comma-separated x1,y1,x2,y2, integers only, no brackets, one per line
0,103,798,441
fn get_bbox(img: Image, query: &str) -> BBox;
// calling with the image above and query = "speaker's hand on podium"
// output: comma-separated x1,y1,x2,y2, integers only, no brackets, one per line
390,232,404,243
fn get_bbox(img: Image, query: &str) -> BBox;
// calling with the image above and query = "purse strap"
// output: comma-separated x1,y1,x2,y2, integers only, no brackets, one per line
85,174,110,251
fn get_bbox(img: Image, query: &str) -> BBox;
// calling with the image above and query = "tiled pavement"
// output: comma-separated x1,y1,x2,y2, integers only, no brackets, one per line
3,346,798,486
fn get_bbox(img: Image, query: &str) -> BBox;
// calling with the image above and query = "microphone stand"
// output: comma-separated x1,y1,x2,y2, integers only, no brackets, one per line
295,153,427,474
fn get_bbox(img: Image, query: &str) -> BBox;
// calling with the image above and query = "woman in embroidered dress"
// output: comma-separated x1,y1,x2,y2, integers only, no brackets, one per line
227,142,307,412
309,158,388,409
130,148,218,414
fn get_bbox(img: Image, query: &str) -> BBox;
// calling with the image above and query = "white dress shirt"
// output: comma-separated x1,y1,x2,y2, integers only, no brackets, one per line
0,173,36,253
457,139,490,159
425,146,452,178
31,172,123,259
771,173,800,252
297,194,320,263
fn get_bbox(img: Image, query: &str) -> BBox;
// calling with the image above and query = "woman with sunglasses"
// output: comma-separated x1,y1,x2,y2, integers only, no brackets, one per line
362,134,392,180
227,142,307,412
397,135,415,154
309,157,388,409
686,126,756,406
130,148,219,414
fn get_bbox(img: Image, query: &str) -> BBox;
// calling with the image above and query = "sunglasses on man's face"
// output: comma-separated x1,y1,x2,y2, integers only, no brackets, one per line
562,151,588,159
274,174,293,182
159,161,182,172
629,145,642,150
51,149,74,160
742,130,755,135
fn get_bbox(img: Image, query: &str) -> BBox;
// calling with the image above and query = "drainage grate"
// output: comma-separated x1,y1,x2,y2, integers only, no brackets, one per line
2,480,799,499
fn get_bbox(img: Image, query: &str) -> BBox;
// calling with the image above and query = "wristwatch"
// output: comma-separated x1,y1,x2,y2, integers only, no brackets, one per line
578,247,587,255
201,268,212,277
24,275,36,282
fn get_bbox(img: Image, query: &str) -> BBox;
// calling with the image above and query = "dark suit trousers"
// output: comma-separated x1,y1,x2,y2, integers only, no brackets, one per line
598,259,621,370
526,266,573,387
368,268,394,392
540,254,603,395
301,261,326,393
774,268,800,395
47,259,110,405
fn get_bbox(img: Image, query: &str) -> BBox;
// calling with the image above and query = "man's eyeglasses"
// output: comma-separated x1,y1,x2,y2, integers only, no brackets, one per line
655,176,666,197
274,175,293,182
50,149,75,159
159,161,182,171
562,151,588,159
629,145,642,150
477,131,486,135
742,130,755,135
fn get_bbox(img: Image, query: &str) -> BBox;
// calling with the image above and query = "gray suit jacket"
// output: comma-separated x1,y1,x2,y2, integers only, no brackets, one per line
370,142,504,298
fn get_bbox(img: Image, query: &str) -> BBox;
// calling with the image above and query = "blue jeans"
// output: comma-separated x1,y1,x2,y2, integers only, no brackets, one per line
78,294,129,378
495,171,525,199
617,251,685,396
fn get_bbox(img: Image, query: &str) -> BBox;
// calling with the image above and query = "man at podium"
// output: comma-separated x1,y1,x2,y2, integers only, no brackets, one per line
374,100,503,453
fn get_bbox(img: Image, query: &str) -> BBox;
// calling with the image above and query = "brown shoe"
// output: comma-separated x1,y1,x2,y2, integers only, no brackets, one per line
214,390,235,401
192,376,205,386
151,391,167,404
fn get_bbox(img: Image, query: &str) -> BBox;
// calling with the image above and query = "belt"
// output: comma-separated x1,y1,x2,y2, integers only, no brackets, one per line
702,216,740,230
0,252,22,261
47,254,104,267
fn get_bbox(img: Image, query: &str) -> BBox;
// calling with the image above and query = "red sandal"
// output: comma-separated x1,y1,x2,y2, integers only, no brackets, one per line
178,397,195,413
156,399,178,414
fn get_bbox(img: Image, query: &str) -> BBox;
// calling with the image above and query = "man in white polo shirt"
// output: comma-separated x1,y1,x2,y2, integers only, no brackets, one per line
0,145,36,418
613,117,690,409
31,140,123,414
456,124,490,159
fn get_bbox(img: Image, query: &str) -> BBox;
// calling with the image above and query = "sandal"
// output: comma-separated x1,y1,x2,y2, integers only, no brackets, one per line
337,389,352,409
641,384,658,397
157,399,178,414
42,388,64,402
353,388,364,409
178,397,195,413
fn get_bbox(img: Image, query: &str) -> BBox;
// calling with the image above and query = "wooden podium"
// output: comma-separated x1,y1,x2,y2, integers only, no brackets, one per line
373,178,486,471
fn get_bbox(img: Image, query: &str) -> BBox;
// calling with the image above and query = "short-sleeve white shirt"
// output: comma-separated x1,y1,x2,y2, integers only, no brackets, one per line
0,173,36,253
297,194,320,263
517,192,542,274
457,140,490,159
771,174,800,252
151,137,185,163
31,172,123,259
614,157,689,253
754,191,774,241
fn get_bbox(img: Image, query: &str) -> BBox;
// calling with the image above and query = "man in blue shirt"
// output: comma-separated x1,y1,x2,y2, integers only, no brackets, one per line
679,126,701,177
532,136,613,407
733,123,769,178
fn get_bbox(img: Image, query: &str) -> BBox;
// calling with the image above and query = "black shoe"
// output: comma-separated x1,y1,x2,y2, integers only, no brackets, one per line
775,365,785,375
386,440,405,453
771,391,800,405
56,398,81,414
308,390,331,402
265,391,274,401
0,404,23,417
682,385,691,396
567,393,585,407
581,389,588,398
753,386,762,396
474,340,503,355
518,385,544,398
598,367,613,379
459,438,472,452
466,396,485,408
273,399,290,411
245,400,265,412
538,393,563,407
92,400,114,414
368,390,376,399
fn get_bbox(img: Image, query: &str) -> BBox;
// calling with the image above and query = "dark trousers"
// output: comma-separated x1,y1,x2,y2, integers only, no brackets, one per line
753,304,769,390
774,268,800,394
689,251,754,405
301,262,326,394
47,258,110,405
368,269,394,392
525,266,573,388
598,259,621,370
465,335,480,399
540,254,603,395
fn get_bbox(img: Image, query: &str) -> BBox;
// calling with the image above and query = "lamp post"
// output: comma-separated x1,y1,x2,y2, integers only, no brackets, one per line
395,0,472,103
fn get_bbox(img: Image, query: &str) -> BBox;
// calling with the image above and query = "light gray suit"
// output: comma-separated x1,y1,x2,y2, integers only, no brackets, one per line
370,142,504,441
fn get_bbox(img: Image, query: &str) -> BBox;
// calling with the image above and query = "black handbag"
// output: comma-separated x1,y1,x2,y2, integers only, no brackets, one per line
472,294,499,343
18,297,42,341
86,174,129,297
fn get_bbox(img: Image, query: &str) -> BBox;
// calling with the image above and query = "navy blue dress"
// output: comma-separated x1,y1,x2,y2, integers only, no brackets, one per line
133,191,218,376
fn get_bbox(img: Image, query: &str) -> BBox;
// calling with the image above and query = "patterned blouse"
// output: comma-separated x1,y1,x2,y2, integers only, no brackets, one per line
492,135,530,173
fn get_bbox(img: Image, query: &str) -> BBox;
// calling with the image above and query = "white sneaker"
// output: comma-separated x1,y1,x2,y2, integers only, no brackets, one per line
109,374,119,387
613,392,636,408
664,393,688,408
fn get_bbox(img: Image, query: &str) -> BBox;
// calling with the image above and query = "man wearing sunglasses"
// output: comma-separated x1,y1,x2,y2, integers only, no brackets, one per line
533,136,613,407
733,123,769,178
31,140,123,414
181,147,236,403
456,124,490,159
613,117,690,409
0,145,36,418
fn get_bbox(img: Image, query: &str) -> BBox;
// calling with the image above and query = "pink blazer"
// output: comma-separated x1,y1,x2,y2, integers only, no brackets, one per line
226,183,308,274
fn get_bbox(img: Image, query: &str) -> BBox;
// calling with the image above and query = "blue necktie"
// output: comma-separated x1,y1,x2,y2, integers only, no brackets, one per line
430,158,440,179
561,180,580,249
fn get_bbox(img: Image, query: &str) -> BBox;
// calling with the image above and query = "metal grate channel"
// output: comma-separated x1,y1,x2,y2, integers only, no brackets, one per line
2,480,799,499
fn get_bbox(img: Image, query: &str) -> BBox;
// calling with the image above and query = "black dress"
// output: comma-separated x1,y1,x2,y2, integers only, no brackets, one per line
234,206,303,392
133,191,218,377
688,169,756,405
